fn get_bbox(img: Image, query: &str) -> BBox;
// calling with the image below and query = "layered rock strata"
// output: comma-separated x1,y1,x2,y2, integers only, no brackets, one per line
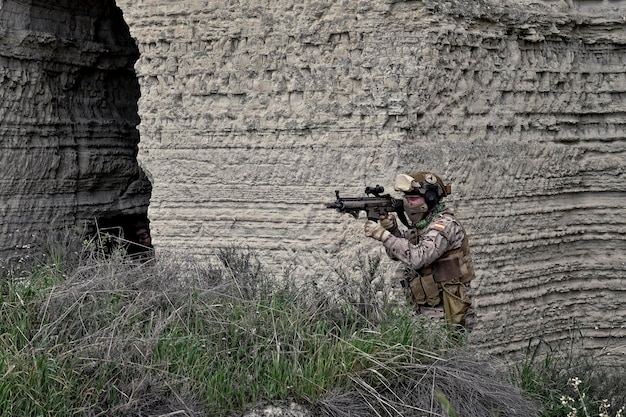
116,0,626,359
0,0,151,259
1,0,624,362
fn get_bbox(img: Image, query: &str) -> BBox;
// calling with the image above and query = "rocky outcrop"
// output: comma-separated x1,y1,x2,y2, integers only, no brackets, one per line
114,0,626,360
0,0,151,259
1,0,625,362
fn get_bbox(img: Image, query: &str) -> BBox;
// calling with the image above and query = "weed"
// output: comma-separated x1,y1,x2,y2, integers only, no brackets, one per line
512,337,625,417
0,230,546,416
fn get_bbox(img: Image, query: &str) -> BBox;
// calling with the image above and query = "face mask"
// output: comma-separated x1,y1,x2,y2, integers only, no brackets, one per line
403,195,429,225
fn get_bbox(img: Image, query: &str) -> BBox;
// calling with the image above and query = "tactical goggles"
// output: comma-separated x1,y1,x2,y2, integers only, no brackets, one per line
403,185,437,196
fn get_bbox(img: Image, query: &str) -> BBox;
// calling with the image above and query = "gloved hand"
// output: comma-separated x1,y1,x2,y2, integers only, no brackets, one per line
364,220,391,243
379,214,397,231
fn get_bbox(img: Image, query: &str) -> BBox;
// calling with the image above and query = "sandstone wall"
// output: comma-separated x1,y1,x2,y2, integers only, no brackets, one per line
115,0,626,360
1,0,624,362
0,0,151,259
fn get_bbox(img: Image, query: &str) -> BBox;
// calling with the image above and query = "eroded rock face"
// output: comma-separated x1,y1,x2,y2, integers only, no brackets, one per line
1,0,625,361
0,0,151,258
115,0,626,359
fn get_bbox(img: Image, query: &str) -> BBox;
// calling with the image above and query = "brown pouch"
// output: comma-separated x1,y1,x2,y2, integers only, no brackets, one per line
403,280,420,312
442,282,471,327
408,273,440,308
407,276,425,306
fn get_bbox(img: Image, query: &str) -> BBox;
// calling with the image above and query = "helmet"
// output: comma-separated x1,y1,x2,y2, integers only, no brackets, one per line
394,171,451,211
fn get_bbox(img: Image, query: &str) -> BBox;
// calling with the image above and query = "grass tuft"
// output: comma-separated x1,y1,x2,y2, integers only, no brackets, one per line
512,337,625,417
0,229,558,416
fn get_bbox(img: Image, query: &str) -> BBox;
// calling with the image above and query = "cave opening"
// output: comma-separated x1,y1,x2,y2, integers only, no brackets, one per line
83,0,154,258
94,213,153,259
53,0,156,261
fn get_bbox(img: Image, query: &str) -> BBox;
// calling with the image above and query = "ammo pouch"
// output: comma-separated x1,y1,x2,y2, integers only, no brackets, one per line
442,282,471,327
402,234,475,317
401,272,440,310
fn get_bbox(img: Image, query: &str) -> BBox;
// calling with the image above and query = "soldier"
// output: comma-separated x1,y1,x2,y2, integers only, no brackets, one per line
363,172,475,329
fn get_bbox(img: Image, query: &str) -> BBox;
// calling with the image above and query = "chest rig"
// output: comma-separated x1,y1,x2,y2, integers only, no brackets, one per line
401,225,475,309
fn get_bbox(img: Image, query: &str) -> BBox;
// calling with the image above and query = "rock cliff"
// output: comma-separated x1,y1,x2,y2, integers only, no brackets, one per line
1,0,625,361
0,0,151,258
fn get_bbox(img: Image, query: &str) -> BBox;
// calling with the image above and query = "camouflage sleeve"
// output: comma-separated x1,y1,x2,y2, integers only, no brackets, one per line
382,215,465,269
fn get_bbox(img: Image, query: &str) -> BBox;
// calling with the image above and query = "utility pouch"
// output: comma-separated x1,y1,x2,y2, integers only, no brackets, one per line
420,273,441,307
442,282,471,327
401,278,419,312
432,257,463,283
401,264,442,311
405,273,440,309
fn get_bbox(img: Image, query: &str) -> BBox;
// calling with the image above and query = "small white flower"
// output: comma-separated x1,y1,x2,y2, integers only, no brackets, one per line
569,376,582,388
599,399,611,417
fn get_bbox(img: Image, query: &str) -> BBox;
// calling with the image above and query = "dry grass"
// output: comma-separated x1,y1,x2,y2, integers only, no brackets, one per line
0,229,540,417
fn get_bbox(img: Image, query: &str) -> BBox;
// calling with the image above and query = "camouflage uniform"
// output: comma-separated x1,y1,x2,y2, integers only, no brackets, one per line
383,207,475,328
362,171,475,328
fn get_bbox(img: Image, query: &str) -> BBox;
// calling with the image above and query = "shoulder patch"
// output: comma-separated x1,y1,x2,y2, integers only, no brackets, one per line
433,221,446,231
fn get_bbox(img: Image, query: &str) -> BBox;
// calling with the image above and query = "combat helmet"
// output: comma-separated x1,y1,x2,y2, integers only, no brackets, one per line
395,171,451,210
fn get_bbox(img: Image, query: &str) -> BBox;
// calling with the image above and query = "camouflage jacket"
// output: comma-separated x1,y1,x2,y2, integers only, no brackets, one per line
382,207,466,270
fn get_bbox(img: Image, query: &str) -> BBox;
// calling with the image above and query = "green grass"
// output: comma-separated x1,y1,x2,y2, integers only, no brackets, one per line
512,337,625,417
0,242,460,416
2,229,618,416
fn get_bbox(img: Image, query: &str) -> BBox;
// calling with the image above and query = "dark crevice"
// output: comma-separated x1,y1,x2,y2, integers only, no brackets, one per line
0,0,152,258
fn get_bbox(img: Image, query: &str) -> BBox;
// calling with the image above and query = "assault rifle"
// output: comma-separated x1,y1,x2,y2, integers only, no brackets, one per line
326,185,410,227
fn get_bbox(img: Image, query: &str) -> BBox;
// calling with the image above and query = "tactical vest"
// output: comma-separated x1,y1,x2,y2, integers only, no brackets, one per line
404,225,475,309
